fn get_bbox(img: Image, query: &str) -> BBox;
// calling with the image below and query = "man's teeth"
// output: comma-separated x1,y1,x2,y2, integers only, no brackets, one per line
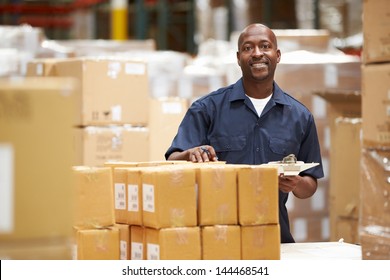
252,63,267,68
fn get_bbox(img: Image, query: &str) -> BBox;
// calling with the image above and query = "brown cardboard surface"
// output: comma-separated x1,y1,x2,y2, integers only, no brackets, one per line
55,57,150,126
360,231,390,260
362,63,390,147
196,165,238,226
114,223,130,260
329,118,362,215
273,29,330,53
74,125,150,167
201,225,241,260
237,165,279,226
130,225,145,260
126,168,143,226
0,77,77,247
145,227,201,260
25,58,63,77
0,238,72,260
314,89,362,242
142,165,197,229
241,224,281,260
335,217,360,244
149,97,188,161
113,169,128,224
360,148,390,229
74,227,120,260
362,0,390,64
72,166,115,230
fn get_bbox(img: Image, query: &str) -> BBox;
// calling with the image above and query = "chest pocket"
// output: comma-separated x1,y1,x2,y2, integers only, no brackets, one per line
210,135,247,152
269,137,298,156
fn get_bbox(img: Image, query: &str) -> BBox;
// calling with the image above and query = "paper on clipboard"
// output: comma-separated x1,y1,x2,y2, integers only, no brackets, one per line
262,161,319,176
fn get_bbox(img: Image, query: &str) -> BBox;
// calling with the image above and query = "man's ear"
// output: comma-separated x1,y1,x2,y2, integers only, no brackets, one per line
236,51,241,66
276,49,281,63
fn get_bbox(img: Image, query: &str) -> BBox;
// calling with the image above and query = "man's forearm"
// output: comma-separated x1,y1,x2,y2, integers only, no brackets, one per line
167,151,189,161
293,175,317,199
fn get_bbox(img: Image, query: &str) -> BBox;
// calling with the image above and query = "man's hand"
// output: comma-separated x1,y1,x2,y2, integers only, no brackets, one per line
188,145,218,162
279,174,317,199
168,145,218,162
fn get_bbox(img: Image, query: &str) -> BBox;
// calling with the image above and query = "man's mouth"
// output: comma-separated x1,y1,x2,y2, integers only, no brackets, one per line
251,62,268,69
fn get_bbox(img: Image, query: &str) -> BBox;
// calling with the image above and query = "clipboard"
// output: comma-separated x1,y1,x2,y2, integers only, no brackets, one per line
262,161,319,176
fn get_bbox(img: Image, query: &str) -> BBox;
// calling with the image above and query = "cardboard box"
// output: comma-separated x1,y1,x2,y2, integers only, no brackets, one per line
72,166,115,229
73,227,120,260
362,0,390,64
55,57,150,126
73,125,150,167
237,165,279,226
314,89,361,242
201,225,241,260
329,118,361,237
130,225,145,260
114,223,130,260
362,63,390,147
196,164,238,226
0,77,78,258
145,227,201,260
110,166,145,226
149,97,188,161
241,224,281,260
142,165,197,229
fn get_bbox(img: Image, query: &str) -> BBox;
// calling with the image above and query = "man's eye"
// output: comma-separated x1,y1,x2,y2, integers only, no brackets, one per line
261,44,271,50
244,46,252,51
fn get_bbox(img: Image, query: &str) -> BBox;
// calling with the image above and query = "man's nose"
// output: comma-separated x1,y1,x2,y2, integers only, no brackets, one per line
252,46,264,56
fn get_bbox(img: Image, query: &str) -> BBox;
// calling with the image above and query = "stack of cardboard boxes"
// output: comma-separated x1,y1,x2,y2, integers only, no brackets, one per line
360,0,390,260
314,89,361,244
72,166,119,260
98,162,281,260
26,57,188,165
27,57,151,166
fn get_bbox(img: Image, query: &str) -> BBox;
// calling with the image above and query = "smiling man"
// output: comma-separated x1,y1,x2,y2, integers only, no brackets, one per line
165,23,324,243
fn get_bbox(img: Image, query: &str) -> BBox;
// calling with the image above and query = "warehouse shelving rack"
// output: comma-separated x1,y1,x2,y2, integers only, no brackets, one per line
0,0,108,39
132,0,196,54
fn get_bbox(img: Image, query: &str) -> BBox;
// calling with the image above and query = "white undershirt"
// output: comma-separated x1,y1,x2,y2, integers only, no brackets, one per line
246,94,272,117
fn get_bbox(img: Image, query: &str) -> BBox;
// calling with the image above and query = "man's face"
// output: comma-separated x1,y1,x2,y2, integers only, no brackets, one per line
236,25,281,83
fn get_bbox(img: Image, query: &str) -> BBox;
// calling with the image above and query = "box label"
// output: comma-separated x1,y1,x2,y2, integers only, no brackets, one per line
147,243,160,260
120,240,127,260
131,242,143,260
127,184,139,212
162,102,183,114
111,105,122,121
125,63,146,75
115,183,126,210
143,184,155,212
0,143,14,234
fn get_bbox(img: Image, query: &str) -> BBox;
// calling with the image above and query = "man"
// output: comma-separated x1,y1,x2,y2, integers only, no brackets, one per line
165,23,324,243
